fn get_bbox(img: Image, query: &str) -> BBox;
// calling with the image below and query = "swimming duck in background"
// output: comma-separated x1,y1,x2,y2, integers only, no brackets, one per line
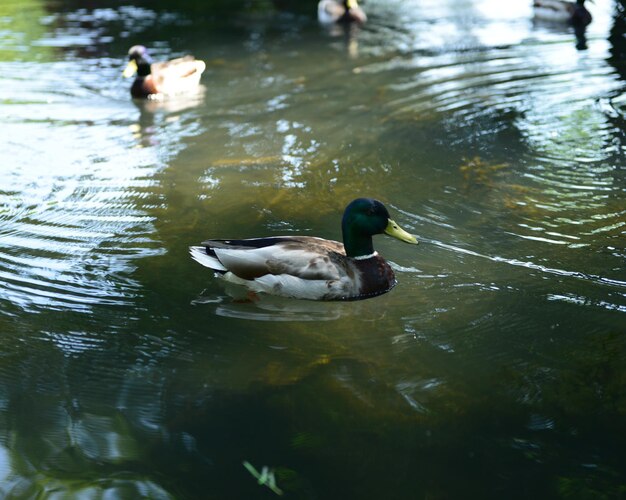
190,198,418,301
318,0,367,24
533,0,592,26
123,45,206,99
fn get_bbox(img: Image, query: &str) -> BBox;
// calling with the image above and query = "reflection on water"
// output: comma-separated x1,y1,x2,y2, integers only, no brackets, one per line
0,0,625,497
192,282,395,321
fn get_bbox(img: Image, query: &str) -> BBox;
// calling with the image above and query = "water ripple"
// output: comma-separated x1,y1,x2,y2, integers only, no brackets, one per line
0,48,205,314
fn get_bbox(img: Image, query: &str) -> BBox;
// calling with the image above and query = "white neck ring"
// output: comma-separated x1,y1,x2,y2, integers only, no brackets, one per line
353,251,378,261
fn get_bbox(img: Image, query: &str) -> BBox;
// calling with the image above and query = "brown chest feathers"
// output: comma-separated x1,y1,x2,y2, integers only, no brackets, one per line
346,255,397,301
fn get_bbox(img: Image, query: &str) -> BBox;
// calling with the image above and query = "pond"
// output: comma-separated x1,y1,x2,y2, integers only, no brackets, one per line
0,0,625,497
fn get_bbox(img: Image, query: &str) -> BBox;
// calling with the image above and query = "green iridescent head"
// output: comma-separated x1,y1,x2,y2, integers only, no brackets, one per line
341,198,418,258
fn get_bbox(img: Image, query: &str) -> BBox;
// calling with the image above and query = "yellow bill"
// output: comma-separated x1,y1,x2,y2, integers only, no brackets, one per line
122,59,138,78
346,0,359,9
385,219,418,244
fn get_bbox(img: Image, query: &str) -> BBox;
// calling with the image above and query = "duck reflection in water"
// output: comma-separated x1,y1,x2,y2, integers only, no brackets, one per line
318,0,366,57
129,90,205,149
192,282,392,322
325,22,363,58
533,0,593,50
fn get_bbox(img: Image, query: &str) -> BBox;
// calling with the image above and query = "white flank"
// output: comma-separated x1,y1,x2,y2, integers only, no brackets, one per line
160,60,206,96
253,274,350,300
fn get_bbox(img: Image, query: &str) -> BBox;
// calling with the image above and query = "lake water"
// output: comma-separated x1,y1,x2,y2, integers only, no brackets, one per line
0,0,625,497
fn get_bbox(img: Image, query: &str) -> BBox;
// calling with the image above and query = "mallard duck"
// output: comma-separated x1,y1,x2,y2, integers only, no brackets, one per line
318,0,367,24
533,0,592,26
189,198,418,301
122,45,206,99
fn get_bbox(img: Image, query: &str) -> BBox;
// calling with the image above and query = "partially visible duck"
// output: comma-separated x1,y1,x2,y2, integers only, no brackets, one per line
190,198,418,301
123,45,206,99
318,0,367,24
533,0,592,27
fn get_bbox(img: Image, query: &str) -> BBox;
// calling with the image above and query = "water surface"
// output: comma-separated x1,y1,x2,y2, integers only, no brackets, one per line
0,0,625,497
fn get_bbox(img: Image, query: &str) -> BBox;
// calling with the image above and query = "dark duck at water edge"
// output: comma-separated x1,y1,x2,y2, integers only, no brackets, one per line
533,0,593,27
123,45,206,99
190,198,418,301
318,0,367,24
